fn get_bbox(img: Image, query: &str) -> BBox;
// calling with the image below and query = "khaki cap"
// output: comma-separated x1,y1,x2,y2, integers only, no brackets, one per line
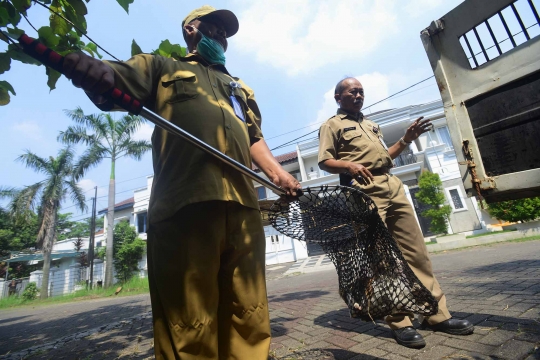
182,5,239,38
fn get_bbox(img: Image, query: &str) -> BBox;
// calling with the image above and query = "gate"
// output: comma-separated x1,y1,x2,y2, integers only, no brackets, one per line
265,234,295,265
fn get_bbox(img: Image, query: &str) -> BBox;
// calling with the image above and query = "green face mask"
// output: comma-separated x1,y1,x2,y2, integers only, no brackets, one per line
196,31,226,66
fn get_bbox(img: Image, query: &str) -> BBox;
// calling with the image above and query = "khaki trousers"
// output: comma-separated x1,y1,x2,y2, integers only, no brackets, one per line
147,201,271,360
353,174,451,329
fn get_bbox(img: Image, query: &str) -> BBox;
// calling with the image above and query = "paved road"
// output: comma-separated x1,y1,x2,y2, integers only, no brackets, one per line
0,240,539,359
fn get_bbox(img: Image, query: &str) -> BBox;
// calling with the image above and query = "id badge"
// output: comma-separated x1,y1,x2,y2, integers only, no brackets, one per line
229,81,245,122
379,137,389,151
230,95,245,122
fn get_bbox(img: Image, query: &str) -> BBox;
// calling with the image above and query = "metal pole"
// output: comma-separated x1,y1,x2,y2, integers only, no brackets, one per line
88,187,97,290
139,108,286,196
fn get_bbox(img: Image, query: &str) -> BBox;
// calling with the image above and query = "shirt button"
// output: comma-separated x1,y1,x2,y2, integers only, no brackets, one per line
226,125,232,130
212,83,217,87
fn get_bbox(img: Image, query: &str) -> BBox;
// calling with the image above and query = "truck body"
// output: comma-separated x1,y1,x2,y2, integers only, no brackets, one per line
421,0,540,202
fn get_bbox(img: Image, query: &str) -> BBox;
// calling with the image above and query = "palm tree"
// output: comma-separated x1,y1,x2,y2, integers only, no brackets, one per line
59,108,152,288
0,147,87,299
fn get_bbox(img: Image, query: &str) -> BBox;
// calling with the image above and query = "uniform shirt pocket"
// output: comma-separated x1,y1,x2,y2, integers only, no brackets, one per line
340,130,367,153
342,130,362,141
161,71,199,103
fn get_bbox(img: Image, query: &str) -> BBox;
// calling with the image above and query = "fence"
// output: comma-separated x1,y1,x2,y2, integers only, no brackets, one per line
393,150,418,167
0,277,30,300
29,260,105,297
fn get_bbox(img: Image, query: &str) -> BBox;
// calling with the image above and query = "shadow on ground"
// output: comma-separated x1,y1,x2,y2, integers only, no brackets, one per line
0,297,152,359
268,290,330,303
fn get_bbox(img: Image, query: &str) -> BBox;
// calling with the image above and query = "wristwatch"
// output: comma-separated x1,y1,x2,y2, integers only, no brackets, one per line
399,137,412,146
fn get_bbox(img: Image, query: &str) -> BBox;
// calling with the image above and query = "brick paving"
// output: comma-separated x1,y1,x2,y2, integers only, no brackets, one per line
0,240,538,359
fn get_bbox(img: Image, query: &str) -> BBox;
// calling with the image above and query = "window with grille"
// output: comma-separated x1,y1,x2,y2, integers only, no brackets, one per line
137,212,147,234
436,126,453,149
445,186,468,212
459,0,540,69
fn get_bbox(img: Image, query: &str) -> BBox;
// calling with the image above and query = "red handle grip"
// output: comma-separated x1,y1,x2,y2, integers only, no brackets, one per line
18,34,143,115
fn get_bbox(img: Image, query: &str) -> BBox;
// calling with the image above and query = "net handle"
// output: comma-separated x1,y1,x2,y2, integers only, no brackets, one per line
13,33,288,196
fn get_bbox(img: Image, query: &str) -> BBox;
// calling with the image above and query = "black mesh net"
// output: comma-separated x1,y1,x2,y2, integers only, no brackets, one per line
268,185,438,321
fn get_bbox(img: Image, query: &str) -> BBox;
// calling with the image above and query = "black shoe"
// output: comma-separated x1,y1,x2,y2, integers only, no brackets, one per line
392,326,426,348
422,318,474,335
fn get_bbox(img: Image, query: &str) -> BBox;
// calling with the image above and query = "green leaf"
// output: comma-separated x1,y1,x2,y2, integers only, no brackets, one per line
86,42,102,58
11,0,32,14
38,26,60,47
152,39,186,59
0,7,10,27
116,0,135,14
49,0,71,36
0,52,11,74
7,44,42,65
63,2,87,35
46,67,62,91
0,88,10,105
0,1,21,27
131,39,143,56
7,27,25,36
66,0,87,15
0,80,16,95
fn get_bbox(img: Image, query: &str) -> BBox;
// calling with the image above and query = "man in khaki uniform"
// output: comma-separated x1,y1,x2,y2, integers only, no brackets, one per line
62,5,300,359
318,77,473,348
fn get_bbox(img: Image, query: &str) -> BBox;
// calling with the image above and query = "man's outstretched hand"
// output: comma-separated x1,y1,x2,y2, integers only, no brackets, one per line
63,52,115,103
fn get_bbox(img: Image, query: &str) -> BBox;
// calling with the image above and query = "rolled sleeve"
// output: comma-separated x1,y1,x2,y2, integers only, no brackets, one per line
318,122,338,164
95,54,166,112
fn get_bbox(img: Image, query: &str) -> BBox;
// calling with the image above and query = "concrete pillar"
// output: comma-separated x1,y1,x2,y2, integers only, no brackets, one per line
296,144,308,182
30,270,43,289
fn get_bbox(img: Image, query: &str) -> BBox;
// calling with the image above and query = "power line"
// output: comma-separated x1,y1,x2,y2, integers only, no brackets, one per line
269,76,436,152
32,0,121,61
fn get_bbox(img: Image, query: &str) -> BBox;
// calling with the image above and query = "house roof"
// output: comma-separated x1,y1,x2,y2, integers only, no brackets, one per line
4,250,81,263
253,150,298,171
367,108,393,117
98,197,135,215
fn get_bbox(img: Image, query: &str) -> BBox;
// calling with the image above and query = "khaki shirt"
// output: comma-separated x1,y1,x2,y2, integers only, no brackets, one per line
103,54,263,224
318,109,393,170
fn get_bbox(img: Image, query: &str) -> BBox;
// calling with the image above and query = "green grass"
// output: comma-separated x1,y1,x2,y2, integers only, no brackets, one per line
0,276,149,310
430,235,540,254
466,229,517,239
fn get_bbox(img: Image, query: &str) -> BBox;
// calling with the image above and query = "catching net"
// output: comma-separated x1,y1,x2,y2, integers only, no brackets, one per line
268,185,438,321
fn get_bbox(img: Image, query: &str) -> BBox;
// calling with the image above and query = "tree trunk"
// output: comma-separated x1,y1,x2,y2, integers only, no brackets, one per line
39,202,57,300
104,158,116,288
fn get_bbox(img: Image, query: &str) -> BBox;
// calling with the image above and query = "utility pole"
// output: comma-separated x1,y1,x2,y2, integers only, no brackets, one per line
88,186,97,290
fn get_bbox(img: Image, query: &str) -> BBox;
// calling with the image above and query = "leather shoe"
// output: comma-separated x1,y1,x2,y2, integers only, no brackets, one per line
422,318,474,335
392,326,426,348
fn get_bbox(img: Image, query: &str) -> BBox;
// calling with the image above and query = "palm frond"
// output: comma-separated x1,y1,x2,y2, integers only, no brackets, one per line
58,125,97,146
73,144,108,180
119,114,146,137
64,107,109,139
16,151,51,175
56,147,76,176
8,182,43,217
0,186,19,200
65,179,88,212
118,139,152,161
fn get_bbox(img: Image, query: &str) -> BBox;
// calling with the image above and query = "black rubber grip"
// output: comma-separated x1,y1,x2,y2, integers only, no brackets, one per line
18,34,143,115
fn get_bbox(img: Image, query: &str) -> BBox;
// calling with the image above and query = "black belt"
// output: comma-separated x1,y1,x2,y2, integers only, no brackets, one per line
370,167,392,176
339,167,392,186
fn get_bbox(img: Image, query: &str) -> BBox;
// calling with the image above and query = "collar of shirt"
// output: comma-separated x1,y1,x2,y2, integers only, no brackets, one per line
336,108,364,121
179,52,232,76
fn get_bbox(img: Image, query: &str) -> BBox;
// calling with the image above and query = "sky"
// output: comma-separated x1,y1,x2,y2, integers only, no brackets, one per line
0,0,476,221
